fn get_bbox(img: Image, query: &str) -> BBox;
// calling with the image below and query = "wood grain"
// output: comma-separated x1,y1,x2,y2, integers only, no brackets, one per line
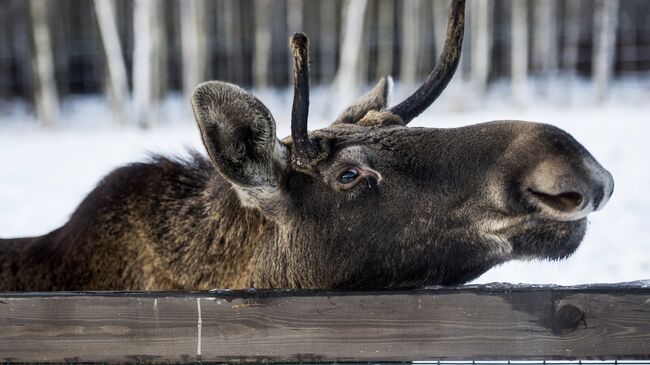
0,284,649,363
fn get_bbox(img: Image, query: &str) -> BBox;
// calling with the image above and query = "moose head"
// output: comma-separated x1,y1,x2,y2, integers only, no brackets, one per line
190,0,614,288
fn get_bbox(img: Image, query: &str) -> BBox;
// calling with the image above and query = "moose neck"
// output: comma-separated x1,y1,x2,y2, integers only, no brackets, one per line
153,174,278,289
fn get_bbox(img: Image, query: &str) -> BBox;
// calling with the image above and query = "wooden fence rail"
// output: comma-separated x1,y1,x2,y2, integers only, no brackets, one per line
1,282,649,363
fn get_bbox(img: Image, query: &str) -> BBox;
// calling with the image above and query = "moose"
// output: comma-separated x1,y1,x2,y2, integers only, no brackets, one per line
0,0,613,291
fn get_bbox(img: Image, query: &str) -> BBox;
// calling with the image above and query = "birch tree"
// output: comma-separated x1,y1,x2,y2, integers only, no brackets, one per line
511,0,528,105
593,0,619,101
29,0,59,127
253,0,271,89
94,0,129,127
358,0,374,84
180,0,207,98
532,0,558,74
132,0,155,128
319,0,337,83
400,0,421,86
218,0,242,84
333,0,368,98
287,0,302,83
562,0,581,75
432,0,448,57
470,0,493,94
376,0,394,78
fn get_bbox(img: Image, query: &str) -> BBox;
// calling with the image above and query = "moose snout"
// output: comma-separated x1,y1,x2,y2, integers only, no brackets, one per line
523,159,614,221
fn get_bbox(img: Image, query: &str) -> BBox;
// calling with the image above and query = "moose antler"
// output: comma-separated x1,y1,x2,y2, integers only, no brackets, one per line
389,0,466,124
290,33,319,167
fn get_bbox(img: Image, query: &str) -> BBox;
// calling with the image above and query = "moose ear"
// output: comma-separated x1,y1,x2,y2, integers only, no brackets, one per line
333,76,393,125
191,81,288,192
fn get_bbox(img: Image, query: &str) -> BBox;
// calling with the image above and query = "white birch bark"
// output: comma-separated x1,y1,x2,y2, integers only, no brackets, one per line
376,0,394,78
151,3,165,103
253,0,271,89
511,0,528,105
358,1,373,83
562,0,581,75
93,0,129,127
432,0,448,57
180,0,207,98
333,0,368,100
287,0,302,83
532,0,558,73
29,0,59,127
287,0,302,34
593,0,619,101
219,0,242,83
133,0,154,128
470,0,492,94
400,0,421,86
319,0,337,83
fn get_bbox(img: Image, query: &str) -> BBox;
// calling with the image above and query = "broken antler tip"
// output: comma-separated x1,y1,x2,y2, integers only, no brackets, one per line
290,33,309,49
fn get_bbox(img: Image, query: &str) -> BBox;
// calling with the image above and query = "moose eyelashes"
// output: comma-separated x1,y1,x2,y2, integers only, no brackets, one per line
335,166,381,191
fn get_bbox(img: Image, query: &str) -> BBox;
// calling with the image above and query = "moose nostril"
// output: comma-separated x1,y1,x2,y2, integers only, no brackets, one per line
529,190,583,213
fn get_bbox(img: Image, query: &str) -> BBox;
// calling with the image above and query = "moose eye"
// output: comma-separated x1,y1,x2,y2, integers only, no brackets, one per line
339,169,360,185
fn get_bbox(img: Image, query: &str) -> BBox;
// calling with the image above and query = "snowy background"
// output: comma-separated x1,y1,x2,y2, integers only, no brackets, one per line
1,79,649,285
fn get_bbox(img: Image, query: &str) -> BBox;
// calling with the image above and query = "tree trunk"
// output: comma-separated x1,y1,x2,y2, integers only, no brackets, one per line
511,0,528,105
29,0,59,127
180,0,207,98
286,0,303,84
151,3,165,104
593,0,619,101
333,0,368,97
532,0,558,74
470,0,492,94
132,0,155,128
358,0,374,84
562,0,581,75
94,0,129,127
432,0,448,58
219,0,243,84
318,0,337,84
376,0,394,79
253,0,271,89
400,0,420,86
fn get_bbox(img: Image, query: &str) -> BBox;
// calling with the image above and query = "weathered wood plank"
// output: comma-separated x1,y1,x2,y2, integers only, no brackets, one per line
0,283,649,363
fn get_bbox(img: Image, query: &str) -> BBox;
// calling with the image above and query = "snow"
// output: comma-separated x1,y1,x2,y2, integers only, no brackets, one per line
0,79,649,286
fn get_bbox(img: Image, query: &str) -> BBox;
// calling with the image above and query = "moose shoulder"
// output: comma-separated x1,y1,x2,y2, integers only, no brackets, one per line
0,0,613,291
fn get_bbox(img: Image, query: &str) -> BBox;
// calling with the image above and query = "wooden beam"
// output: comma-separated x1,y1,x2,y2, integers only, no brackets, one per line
0,283,649,363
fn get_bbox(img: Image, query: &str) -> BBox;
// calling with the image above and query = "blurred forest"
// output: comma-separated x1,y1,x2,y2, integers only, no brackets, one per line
0,0,648,128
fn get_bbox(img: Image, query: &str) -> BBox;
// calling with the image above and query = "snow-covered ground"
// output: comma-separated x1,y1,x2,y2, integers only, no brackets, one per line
0,79,649,285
